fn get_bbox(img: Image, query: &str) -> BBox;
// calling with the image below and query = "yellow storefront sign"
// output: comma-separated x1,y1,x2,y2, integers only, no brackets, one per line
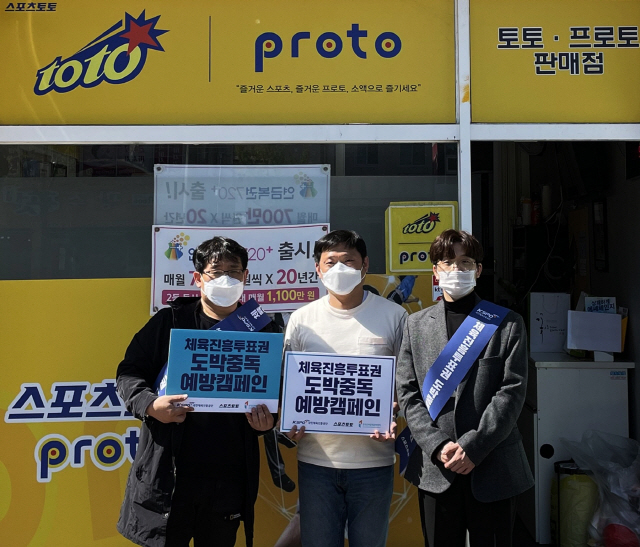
471,0,640,123
385,201,457,274
0,279,424,546
0,0,455,125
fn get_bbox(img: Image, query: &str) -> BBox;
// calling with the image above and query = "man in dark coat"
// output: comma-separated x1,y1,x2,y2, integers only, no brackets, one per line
396,230,534,547
116,236,276,547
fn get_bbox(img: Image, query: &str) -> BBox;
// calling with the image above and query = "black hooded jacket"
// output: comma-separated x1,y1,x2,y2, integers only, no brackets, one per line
116,297,277,547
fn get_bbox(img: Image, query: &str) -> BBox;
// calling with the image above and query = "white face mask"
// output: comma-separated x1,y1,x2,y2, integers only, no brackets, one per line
320,262,364,296
202,275,245,307
437,270,477,300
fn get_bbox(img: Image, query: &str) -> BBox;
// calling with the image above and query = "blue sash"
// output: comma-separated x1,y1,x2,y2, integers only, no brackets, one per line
422,300,510,420
153,299,272,395
395,300,510,474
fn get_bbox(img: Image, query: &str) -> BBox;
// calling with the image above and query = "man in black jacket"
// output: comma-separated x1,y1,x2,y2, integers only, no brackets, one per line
116,236,276,547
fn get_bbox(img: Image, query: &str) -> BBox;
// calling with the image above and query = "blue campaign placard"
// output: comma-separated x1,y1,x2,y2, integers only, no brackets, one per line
153,299,272,396
166,330,284,413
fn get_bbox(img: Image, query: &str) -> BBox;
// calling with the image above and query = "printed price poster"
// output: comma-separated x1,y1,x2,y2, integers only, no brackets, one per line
155,164,330,227
151,224,328,313
280,351,395,435
166,330,284,412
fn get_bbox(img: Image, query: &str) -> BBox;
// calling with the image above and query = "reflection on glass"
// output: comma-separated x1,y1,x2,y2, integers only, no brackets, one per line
0,143,457,279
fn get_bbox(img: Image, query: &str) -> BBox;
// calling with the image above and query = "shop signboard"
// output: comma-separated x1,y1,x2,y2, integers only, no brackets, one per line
154,164,330,227
0,0,455,124
471,0,640,122
385,201,457,275
280,351,396,435
5,379,138,484
151,224,328,313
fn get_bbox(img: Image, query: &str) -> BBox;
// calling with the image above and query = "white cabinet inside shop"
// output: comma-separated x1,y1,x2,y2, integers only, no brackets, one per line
517,352,634,544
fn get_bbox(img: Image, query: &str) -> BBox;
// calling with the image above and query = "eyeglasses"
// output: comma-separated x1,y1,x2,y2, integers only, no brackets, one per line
202,269,245,280
437,259,477,272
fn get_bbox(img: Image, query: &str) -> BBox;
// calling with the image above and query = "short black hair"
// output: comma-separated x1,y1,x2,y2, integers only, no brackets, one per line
313,229,367,263
192,236,248,272
429,230,484,264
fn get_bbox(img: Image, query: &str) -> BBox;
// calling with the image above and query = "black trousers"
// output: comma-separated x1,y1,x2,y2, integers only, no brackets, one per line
418,475,516,547
165,477,242,547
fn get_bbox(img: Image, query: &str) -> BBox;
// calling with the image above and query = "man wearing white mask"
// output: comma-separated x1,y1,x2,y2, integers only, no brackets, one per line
396,230,533,547
117,236,276,547
285,229,407,547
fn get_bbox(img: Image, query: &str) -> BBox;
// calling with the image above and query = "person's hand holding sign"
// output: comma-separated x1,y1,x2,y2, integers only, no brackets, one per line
370,424,397,442
246,403,274,431
146,394,193,423
286,425,306,442
370,400,398,442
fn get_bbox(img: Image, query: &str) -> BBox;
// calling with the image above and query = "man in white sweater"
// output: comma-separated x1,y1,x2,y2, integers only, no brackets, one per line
285,229,407,547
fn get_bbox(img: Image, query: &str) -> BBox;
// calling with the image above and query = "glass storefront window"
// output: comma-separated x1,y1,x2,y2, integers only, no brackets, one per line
0,143,458,279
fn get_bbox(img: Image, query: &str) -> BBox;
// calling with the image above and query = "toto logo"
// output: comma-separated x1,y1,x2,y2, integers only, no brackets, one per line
255,23,401,72
34,10,168,95
402,212,440,234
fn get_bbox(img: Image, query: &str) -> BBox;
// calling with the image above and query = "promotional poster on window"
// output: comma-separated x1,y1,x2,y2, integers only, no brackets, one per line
154,164,330,227
151,223,328,313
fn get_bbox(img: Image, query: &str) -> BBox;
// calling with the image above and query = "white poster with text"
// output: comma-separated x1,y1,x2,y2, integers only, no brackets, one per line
151,224,328,314
154,164,330,227
281,351,395,435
